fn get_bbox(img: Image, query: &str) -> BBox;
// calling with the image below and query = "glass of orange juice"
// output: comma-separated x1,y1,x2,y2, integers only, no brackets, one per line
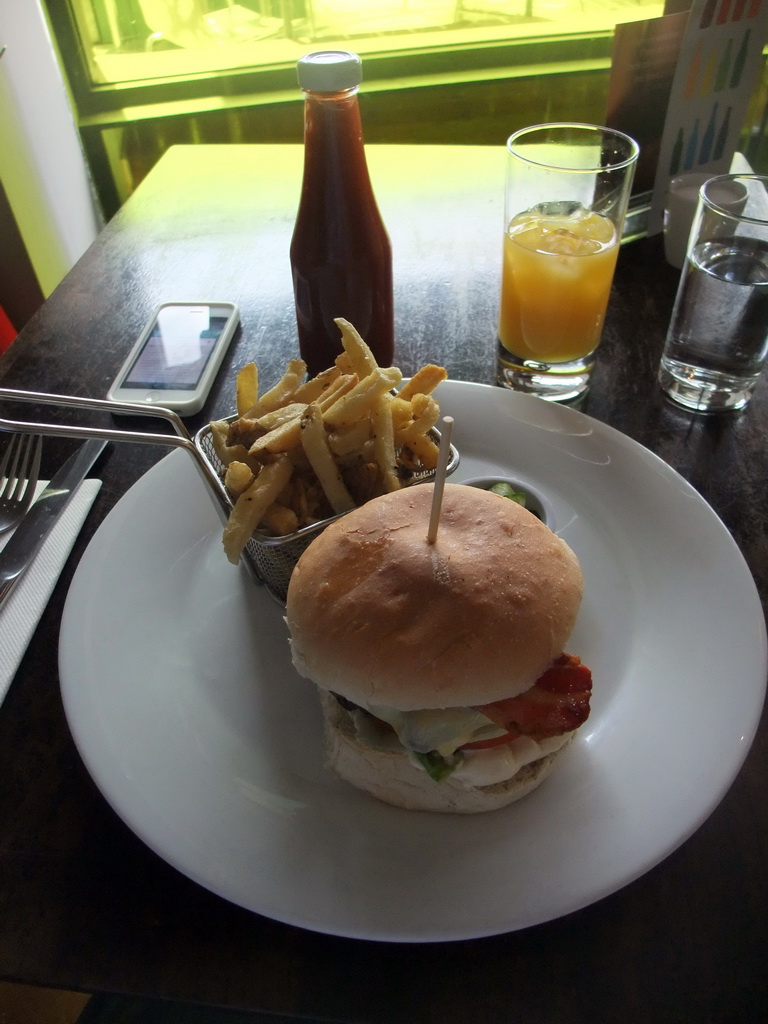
498,123,639,401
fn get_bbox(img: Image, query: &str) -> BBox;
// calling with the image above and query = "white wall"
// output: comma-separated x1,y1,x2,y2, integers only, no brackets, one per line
0,0,102,297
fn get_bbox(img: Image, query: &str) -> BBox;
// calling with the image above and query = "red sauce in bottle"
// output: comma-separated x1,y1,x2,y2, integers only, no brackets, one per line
290,52,394,377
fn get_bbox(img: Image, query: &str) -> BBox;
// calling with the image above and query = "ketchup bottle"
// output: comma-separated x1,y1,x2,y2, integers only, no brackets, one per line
290,50,394,377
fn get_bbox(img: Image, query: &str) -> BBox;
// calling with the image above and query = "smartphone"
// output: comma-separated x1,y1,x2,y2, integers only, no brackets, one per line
106,301,240,415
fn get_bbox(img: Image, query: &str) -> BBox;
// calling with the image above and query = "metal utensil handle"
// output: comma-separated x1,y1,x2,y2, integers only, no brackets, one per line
0,387,190,437
0,388,231,523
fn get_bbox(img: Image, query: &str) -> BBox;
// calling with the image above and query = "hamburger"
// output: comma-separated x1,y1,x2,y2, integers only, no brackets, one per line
285,482,591,813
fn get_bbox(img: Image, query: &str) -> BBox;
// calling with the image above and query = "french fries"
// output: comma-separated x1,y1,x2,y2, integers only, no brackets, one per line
224,461,254,496
236,362,258,416
322,366,402,430
398,363,448,402
334,318,379,378
300,404,356,515
212,320,449,564
222,456,294,564
370,392,400,494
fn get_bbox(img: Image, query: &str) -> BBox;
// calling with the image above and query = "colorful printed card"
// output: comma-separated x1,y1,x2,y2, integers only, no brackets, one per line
606,11,691,196
648,0,768,233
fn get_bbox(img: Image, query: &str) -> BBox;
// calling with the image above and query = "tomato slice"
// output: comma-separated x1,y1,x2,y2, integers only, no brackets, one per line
460,729,519,751
535,653,592,694
473,654,592,740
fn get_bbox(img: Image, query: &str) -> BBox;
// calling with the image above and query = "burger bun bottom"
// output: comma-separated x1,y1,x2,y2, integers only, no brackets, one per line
318,690,571,814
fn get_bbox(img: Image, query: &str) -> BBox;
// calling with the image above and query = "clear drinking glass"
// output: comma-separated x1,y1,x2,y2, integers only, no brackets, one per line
497,123,639,402
659,173,768,413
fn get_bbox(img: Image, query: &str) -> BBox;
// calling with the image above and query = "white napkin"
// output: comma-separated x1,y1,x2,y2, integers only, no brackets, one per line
0,478,102,705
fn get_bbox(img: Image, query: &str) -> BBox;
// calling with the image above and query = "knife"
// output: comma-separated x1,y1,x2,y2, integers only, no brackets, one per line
0,438,107,611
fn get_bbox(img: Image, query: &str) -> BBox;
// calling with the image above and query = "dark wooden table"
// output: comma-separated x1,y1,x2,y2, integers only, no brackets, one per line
1,145,766,1023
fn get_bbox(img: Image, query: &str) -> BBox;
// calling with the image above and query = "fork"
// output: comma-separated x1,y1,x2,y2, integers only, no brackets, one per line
0,432,43,534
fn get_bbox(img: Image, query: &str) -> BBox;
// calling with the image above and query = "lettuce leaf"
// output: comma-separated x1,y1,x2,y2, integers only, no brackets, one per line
414,750,462,783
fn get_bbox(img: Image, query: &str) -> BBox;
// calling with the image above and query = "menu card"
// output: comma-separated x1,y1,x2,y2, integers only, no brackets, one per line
647,0,768,232
606,10,691,196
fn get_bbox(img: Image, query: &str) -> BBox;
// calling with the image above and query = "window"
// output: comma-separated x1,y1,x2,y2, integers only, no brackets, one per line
64,1,665,86
43,1,765,217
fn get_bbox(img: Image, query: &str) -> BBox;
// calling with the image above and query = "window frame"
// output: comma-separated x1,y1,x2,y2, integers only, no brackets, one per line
44,0,617,121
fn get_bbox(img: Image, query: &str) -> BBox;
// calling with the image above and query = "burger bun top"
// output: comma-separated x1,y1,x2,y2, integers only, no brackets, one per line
285,482,583,710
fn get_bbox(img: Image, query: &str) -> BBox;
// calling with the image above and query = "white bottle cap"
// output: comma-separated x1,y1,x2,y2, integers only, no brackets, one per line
296,51,362,92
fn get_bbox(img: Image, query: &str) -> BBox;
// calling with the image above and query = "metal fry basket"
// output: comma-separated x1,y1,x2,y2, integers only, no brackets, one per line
0,389,459,603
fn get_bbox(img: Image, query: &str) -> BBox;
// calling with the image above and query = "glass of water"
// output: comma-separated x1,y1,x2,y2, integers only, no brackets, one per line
659,174,768,413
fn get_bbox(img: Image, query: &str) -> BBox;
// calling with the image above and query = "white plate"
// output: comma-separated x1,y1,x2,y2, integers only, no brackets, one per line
59,381,767,942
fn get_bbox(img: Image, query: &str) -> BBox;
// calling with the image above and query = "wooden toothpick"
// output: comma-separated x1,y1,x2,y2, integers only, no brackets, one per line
427,416,454,545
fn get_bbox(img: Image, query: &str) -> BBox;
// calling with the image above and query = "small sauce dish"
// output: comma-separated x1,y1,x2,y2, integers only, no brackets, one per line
462,475,555,530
